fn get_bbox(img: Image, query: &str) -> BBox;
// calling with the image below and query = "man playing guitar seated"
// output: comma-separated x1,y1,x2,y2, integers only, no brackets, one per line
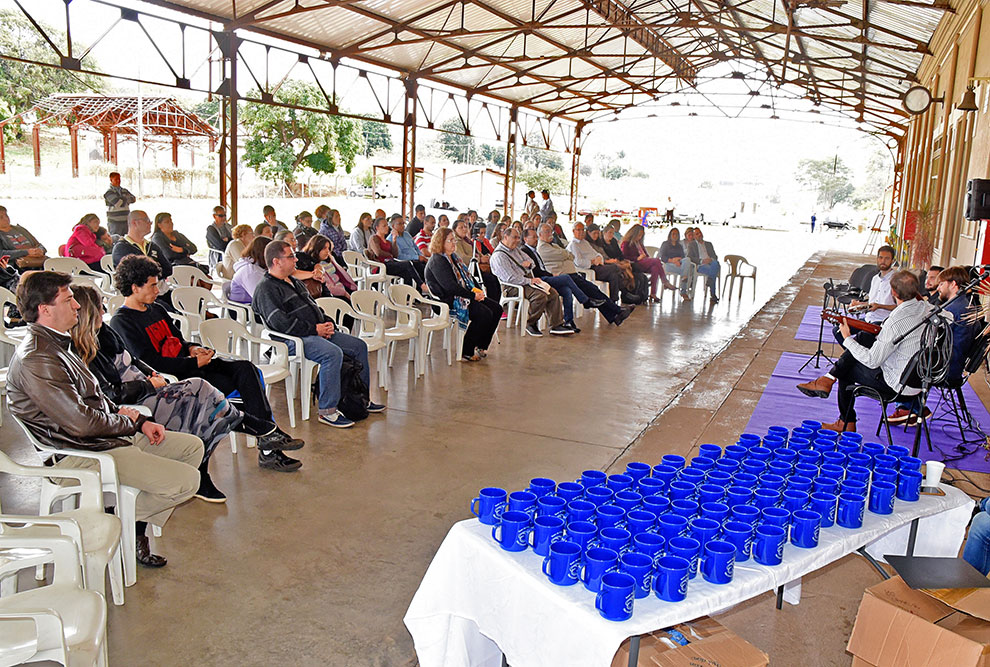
833,245,896,347
797,270,933,433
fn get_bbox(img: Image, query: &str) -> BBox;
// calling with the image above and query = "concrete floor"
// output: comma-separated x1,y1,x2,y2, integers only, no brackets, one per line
1,233,987,666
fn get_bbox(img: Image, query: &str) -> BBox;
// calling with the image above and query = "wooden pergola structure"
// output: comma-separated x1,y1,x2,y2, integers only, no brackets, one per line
0,94,217,177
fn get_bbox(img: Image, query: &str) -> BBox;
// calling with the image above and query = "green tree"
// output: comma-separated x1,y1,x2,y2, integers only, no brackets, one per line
796,156,855,209
853,149,892,209
520,134,564,170
480,143,505,169
519,167,568,194
437,118,478,164
0,9,104,140
362,120,393,156
240,80,364,186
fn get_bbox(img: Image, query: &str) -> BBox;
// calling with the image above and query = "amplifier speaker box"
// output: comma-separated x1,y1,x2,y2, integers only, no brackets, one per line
966,178,990,221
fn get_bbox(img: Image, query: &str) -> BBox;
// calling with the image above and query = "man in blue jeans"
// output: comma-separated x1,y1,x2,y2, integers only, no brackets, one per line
252,240,385,429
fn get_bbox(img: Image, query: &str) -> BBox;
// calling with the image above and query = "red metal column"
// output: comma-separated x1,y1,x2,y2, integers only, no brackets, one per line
218,31,239,225
401,78,418,221
31,125,41,177
503,106,518,220
172,136,180,167
568,121,585,220
103,133,110,162
109,129,118,166
69,125,80,178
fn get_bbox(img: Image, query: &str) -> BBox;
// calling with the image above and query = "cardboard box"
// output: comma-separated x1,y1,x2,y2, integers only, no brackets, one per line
611,616,769,667
847,576,990,667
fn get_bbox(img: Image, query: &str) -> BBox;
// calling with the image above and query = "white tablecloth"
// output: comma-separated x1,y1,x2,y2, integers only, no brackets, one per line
404,485,973,667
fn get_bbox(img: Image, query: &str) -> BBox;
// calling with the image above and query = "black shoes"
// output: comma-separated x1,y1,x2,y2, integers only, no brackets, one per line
564,321,581,333
258,428,304,451
259,450,303,472
549,325,575,335
588,297,607,308
525,324,544,337
613,308,631,326
367,401,387,413
194,473,227,503
136,535,167,568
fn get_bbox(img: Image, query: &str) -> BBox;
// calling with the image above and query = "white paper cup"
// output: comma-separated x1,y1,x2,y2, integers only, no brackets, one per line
923,460,945,487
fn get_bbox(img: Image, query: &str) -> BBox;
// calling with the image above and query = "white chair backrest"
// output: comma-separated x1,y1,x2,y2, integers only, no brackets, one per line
342,250,363,269
350,290,387,320
200,318,250,358
172,286,221,318
44,257,90,275
315,297,354,327
388,283,420,308
100,254,115,275
172,265,212,287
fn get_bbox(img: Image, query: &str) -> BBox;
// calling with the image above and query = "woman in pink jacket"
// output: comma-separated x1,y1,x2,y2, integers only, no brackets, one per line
65,213,106,270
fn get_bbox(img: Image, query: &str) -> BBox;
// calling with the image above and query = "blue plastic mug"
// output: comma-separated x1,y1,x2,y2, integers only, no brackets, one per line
753,524,786,565
762,435,785,451
701,540,736,584
788,437,811,450
529,477,556,498
733,472,760,488
801,420,823,431
638,477,666,497
595,526,632,555
651,464,679,489
699,444,722,460
790,509,821,548
584,486,614,507
787,475,813,494
887,445,910,459
794,462,820,479
872,467,898,486
580,470,607,489
582,547,620,592
782,489,810,514
774,447,798,464
491,510,532,551
740,460,767,476
767,460,793,478
798,450,822,466
691,456,716,471
753,488,781,510
670,499,701,520
837,493,866,529
667,535,701,579
873,454,898,471
697,483,726,505
813,476,840,496
707,470,734,487
565,520,598,552
678,468,707,487
816,428,838,441
566,499,596,524
900,456,923,473
508,490,538,517
625,510,658,536
657,513,689,541
839,431,863,445
731,504,761,526
836,441,859,457
792,426,815,440
632,531,665,567
841,479,868,496
619,551,655,599
738,433,762,447
530,515,566,556
470,487,507,525
661,454,687,470
726,486,754,508
761,506,790,531
596,504,627,529
846,465,871,485
869,480,896,515
654,555,690,602
555,481,584,502
768,425,790,441
543,540,582,586
809,492,837,528
625,461,651,482
723,444,748,461
668,480,697,501
689,517,721,550
607,473,635,493
819,464,845,481
596,572,636,621
641,495,671,516
612,490,644,512
701,502,730,524
537,495,567,519
758,473,786,492
750,446,772,462
847,452,871,469
862,442,886,461
721,520,754,562
897,470,923,502
713,460,740,477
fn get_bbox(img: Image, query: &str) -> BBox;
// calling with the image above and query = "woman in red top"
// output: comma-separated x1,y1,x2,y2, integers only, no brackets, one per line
620,224,674,302
65,213,106,270
367,217,425,290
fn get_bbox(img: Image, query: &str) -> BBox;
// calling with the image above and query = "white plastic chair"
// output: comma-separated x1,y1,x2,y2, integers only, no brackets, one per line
498,281,530,336
0,450,124,607
0,367,6,427
12,415,160,588
315,297,388,389
171,286,251,342
171,265,222,291
389,283,455,370
0,535,108,667
44,257,112,293
200,318,296,436
0,287,26,366
258,329,320,422
723,255,757,300
350,290,421,378
341,251,365,289
99,254,114,276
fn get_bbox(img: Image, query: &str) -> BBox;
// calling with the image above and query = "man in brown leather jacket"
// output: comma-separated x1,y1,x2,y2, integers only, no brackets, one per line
7,271,202,568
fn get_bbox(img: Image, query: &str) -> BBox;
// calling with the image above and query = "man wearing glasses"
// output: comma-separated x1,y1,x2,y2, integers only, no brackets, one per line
206,206,233,270
252,241,385,428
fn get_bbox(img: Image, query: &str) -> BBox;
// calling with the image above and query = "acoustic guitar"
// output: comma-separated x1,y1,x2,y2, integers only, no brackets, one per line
821,308,882,335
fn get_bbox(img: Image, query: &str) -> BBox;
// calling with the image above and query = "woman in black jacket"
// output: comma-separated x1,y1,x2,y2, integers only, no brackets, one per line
424,228,502,362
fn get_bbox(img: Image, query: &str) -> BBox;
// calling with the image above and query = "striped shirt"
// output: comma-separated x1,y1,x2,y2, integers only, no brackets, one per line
842,298,939,395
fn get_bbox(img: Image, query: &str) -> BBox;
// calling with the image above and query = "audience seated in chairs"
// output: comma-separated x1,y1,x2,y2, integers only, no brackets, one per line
251,240,384,429
489,227,571,338
658,227,695,301
521,227,592,331
205,206,233,270
316,206,348,264
109,255,304,471
367,216,426,291
0,205,48,271
534,224,628,327
568,221,625,304
69,285,286,502
349,212,375,254
388,214,428,274
294,234,357,301
415,215,436,258
293,210,318,248
7,270,202,567
254,223,274,239
152,212,208,273
274,229,297,250
407,204,427,239
795,270,934,433
65,213,106,271
686,227,721,303
262,205,289,233
229,236,271,305
452,218,501,302
424,228,502,362
620,223,674,303
221,224,255,280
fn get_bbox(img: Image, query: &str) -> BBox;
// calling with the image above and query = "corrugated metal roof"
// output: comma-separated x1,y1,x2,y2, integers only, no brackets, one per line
151,0,952,133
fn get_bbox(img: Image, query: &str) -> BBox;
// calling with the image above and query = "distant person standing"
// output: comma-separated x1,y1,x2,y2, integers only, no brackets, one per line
104,171,136,237
664,196,675,224
539,189,555,221
811,213,816,233
525,190,540,220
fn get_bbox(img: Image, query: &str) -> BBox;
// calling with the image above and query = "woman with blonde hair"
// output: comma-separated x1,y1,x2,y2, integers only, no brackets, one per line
219,223,254,279
70,285,281,503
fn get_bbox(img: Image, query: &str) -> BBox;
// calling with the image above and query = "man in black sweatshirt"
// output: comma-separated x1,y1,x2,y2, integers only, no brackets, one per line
109,255,304,473
252,240,384,429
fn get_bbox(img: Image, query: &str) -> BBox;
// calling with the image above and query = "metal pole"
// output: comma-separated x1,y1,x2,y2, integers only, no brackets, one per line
219,30,239,225
503,106,518,220
401,78,418,221
569,121,585,220
137,78,144,197
31,124,41,177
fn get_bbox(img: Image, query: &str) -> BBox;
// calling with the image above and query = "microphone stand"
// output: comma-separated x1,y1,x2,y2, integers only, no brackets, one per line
800,278,838,372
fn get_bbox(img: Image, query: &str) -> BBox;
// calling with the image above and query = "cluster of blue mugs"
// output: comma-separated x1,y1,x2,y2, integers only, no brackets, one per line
469,420,927,622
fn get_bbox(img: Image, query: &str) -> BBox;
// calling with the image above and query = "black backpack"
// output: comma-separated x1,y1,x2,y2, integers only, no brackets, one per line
621,273,649,305
312,354,369,421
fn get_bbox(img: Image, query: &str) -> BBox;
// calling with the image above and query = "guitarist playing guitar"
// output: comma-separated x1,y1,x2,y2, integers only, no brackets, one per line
831,245,897,347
